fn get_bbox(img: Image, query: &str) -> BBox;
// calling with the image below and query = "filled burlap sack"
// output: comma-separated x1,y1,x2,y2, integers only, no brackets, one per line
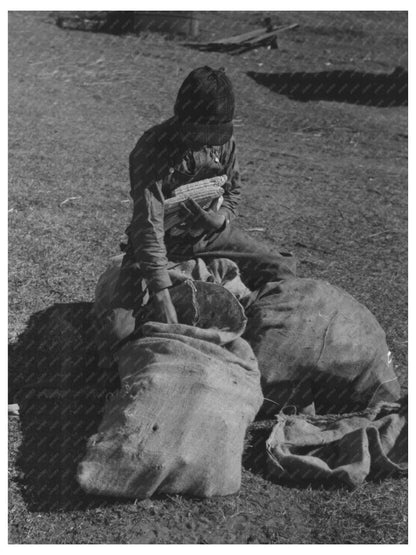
244,278,400,415
77,321,263,499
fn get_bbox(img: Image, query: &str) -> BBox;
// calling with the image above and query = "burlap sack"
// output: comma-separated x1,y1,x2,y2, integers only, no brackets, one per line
244,278,400,415
77,322,263,499
265,400,407,488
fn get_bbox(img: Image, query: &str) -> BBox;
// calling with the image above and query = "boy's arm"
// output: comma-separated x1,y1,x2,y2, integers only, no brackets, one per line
128,141,172,295
218,136,241,225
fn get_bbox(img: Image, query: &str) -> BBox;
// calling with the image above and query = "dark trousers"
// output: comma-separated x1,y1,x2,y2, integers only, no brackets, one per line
165,224,296,289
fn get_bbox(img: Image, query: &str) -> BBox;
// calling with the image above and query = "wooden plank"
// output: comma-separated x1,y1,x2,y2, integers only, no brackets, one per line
209,26,271,45
184,23,299,51
239,23,299,45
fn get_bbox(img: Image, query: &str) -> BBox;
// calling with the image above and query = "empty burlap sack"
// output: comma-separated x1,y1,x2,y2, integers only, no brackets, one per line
77,321,263,499
265,399,407,489
244,278,400,415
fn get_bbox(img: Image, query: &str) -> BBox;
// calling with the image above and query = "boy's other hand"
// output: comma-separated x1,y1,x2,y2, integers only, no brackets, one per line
154,288,178,324
180,198,226,231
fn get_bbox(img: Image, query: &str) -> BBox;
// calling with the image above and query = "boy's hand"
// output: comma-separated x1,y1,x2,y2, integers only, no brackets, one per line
180,198,226,231
154,288,178,324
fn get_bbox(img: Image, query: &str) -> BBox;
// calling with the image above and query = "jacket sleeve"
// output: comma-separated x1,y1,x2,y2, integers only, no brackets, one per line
218,136,241,224
128,138,172,293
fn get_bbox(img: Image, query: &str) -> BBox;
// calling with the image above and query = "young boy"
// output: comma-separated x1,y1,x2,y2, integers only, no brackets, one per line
116,66,296,325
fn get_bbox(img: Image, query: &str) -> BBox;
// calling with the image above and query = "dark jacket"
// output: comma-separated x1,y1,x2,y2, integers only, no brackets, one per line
126,117,241,293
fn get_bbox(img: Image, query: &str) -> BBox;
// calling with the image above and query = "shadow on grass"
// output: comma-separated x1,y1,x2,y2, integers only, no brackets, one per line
9,302,120,512
247,67,408,107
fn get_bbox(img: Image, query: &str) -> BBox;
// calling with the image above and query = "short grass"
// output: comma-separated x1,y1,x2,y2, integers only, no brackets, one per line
8,11,407,544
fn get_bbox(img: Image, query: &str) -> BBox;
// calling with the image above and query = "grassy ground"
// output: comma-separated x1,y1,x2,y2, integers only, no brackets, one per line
8,11,407,544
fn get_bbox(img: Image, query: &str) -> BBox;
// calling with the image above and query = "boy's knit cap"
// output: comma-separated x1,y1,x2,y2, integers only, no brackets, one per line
174,66,235,146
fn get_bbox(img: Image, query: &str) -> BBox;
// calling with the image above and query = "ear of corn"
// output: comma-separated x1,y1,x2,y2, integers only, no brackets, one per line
164,175,226,208
164,190,224,230
163,175,227,231
171,175,227,197
164,186,224,215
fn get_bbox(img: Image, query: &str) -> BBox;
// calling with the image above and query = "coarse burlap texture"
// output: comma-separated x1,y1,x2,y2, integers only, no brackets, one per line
244,278,401,415
77,321,263,499
142,279,248,343
93,255,251,369
94,255,250,321
94,260,401,417
265,399,407,489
